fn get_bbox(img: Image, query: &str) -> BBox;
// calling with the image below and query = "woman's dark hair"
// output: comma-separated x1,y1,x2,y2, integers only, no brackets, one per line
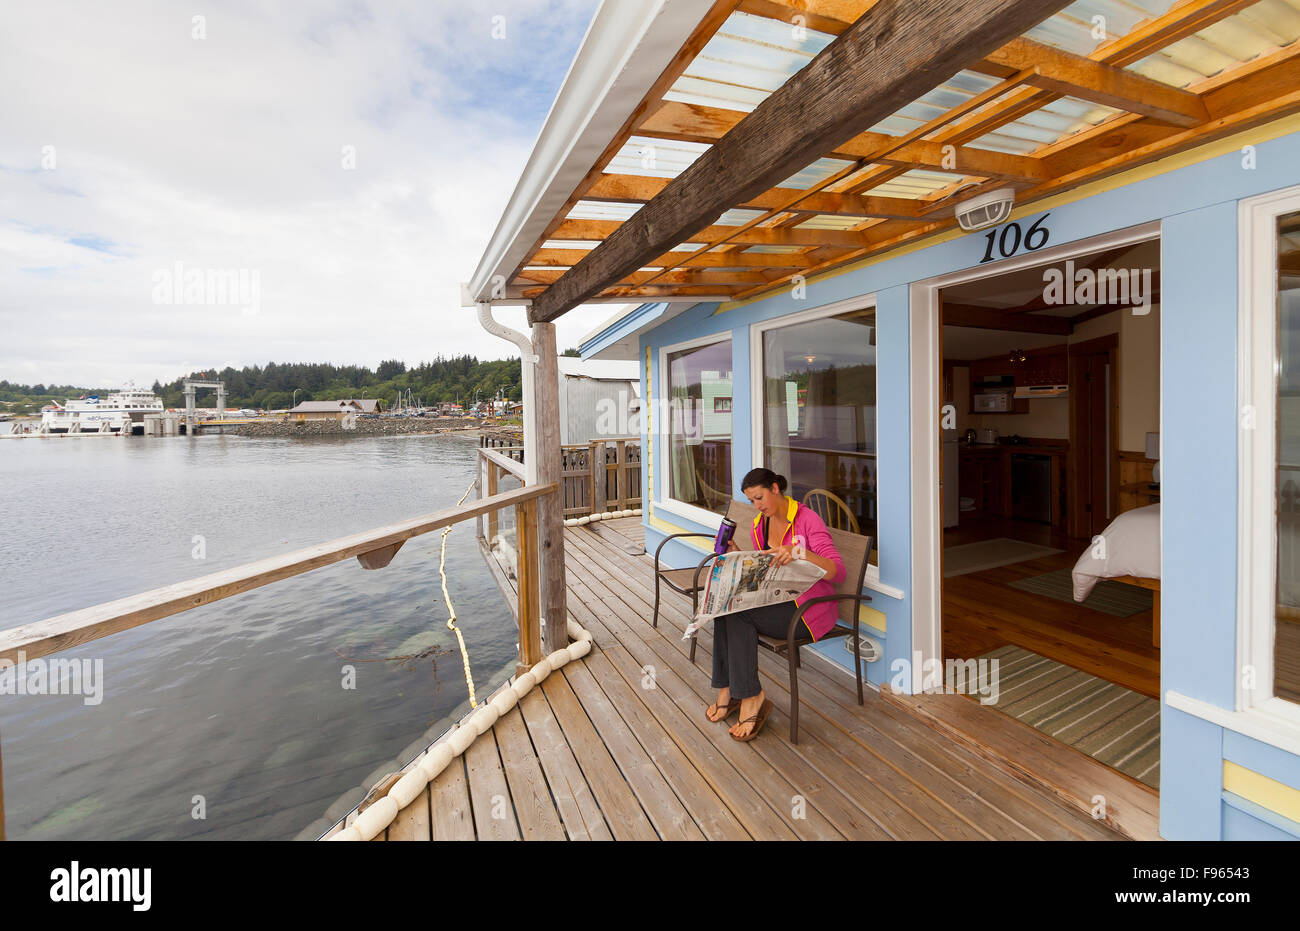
741,467,787,494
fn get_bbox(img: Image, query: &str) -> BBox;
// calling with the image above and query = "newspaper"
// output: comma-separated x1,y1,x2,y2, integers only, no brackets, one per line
683,551,826,639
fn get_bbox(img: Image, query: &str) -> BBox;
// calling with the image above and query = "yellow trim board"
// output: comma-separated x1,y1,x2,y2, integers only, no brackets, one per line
716,111,1300,315
1223,760,1300,824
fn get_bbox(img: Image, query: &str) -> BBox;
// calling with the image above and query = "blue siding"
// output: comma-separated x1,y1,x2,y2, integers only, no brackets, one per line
623,119,1300,837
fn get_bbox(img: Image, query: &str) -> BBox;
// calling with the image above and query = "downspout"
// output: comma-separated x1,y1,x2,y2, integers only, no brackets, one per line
476,302,539,485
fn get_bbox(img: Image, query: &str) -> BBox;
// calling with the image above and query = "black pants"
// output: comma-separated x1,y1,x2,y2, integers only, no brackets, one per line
710,602,812,700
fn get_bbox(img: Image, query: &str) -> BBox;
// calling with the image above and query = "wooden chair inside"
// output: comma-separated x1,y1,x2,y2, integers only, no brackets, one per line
801,487,860,535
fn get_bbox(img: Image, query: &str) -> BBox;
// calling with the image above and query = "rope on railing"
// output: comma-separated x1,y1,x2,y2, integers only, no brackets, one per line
326,618,595,841
441,479,479,708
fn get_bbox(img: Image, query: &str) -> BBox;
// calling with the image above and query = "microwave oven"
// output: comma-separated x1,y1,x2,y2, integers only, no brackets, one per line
973,391,1012,412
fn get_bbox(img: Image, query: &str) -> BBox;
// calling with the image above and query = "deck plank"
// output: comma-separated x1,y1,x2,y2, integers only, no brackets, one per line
563,659,710,840
429,757,476,841
492,709,567,840
577,652,748,840
464,728,522,841
540,671,660,840
518,687,614,840
387,784,431,841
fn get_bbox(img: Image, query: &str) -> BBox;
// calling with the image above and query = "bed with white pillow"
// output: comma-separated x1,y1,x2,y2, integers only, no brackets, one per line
1071,503,1161,644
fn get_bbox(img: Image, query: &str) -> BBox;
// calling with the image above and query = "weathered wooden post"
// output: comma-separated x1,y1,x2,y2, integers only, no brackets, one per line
514,497,542,674
486,460,499,543
615,439,628,510
590,440,606,516
530,321,567,654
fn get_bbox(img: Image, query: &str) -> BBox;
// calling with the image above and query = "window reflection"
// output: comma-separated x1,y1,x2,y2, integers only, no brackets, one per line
762,307,877,563
666,340,733,514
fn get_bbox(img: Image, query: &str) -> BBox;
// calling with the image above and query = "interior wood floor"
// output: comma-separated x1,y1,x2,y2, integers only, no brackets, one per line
942,517,1160,700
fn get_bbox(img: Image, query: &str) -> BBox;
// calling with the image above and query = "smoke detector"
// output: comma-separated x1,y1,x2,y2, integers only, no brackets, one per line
955,187,1016,231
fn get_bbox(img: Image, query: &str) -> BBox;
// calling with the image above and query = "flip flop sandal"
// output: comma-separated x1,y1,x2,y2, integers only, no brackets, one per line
731,699,774,742
706,698,742,722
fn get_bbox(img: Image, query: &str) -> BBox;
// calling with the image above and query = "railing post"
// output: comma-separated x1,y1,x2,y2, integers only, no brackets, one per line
591,440,605,516
487,462,499,543
530,321,567,655
615,439,627,510
515,497,542,674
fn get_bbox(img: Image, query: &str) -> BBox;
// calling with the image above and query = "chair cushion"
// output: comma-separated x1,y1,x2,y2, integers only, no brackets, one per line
658,566,706,593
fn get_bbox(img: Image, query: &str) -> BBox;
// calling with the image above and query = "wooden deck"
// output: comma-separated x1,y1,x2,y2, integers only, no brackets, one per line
347,517,1124,841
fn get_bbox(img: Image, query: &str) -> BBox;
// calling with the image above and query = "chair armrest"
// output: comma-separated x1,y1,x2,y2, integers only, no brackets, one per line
653,532,714,569
691,550,723,589
787,593,872,640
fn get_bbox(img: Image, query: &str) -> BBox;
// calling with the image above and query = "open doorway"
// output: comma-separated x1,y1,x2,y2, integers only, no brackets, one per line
936,237,1162,790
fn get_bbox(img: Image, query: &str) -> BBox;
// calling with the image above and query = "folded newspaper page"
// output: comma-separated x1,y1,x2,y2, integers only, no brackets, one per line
683,551,826,639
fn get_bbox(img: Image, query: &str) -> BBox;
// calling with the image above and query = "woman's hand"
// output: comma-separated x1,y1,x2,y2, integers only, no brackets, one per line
767,543,798,566
725,539,740,552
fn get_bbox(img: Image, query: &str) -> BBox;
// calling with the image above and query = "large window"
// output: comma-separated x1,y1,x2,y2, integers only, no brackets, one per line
760,305,877,561
665,338,733,515
1274,208,1300,704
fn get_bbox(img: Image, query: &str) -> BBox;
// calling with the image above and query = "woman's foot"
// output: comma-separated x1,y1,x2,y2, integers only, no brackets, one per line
729,690,766,739
706,688,735,722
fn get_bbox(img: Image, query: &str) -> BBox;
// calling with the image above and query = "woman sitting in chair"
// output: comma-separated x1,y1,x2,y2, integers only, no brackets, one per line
706,467,846,741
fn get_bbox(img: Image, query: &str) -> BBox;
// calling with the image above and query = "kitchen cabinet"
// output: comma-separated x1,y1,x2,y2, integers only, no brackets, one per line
957,443,1068,527
968,346,1068,414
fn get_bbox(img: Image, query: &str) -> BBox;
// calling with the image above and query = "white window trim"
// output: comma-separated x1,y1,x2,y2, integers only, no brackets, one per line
748,294,887,589
1233,184,1300,747
657,329,735,521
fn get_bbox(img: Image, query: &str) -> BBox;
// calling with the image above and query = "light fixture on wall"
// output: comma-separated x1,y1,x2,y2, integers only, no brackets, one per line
1146,431,1160,488
1007,348,1028,364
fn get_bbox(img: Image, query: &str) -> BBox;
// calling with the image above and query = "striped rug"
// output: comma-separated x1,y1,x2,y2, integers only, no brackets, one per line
1008,567,1153,617
974,645,1160,789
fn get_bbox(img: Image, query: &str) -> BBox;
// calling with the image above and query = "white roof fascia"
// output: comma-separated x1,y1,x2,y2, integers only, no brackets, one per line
463,0,717,307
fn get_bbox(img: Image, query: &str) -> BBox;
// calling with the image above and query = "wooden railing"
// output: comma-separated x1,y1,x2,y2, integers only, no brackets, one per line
0,481,559,841
478,436,640,519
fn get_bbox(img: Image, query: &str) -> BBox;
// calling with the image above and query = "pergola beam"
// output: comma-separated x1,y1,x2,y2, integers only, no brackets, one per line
528,0,1074,324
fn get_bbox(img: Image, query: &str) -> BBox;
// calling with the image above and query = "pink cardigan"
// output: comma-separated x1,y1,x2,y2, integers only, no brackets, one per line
749,497,846,640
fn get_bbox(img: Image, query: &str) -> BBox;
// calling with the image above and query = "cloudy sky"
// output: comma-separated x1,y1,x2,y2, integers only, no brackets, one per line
0,0,624,388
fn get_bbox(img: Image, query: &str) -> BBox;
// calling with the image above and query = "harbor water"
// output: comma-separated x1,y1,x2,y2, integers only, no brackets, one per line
0,432,519,839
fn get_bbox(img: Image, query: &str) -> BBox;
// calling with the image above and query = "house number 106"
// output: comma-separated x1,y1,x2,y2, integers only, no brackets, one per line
978,213,1051,263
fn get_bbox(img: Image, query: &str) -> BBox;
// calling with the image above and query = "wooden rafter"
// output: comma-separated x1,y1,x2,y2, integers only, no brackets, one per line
527,0,1075,322
503,0,1297,307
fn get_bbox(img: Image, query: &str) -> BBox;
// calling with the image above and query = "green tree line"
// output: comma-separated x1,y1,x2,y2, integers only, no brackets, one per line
1,355,526,413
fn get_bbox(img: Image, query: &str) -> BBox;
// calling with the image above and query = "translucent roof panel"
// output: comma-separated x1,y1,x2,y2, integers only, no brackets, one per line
965,97,1123,153
865,169,969,200
1127,1,1300,88
567,201,641,222
661,11,836,113
1025,0,1180,56
796,214,870,231
782,157,857,190
605,136,708,179
541,239,698,252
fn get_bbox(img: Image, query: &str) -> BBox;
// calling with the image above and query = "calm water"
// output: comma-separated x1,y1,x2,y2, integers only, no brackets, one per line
0,432,520,840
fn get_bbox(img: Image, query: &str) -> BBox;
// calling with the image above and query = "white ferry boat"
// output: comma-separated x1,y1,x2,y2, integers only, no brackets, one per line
40,383,164,435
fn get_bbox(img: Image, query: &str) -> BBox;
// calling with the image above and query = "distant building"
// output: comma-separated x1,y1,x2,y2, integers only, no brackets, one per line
557,356,640,444
287,399,381,423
